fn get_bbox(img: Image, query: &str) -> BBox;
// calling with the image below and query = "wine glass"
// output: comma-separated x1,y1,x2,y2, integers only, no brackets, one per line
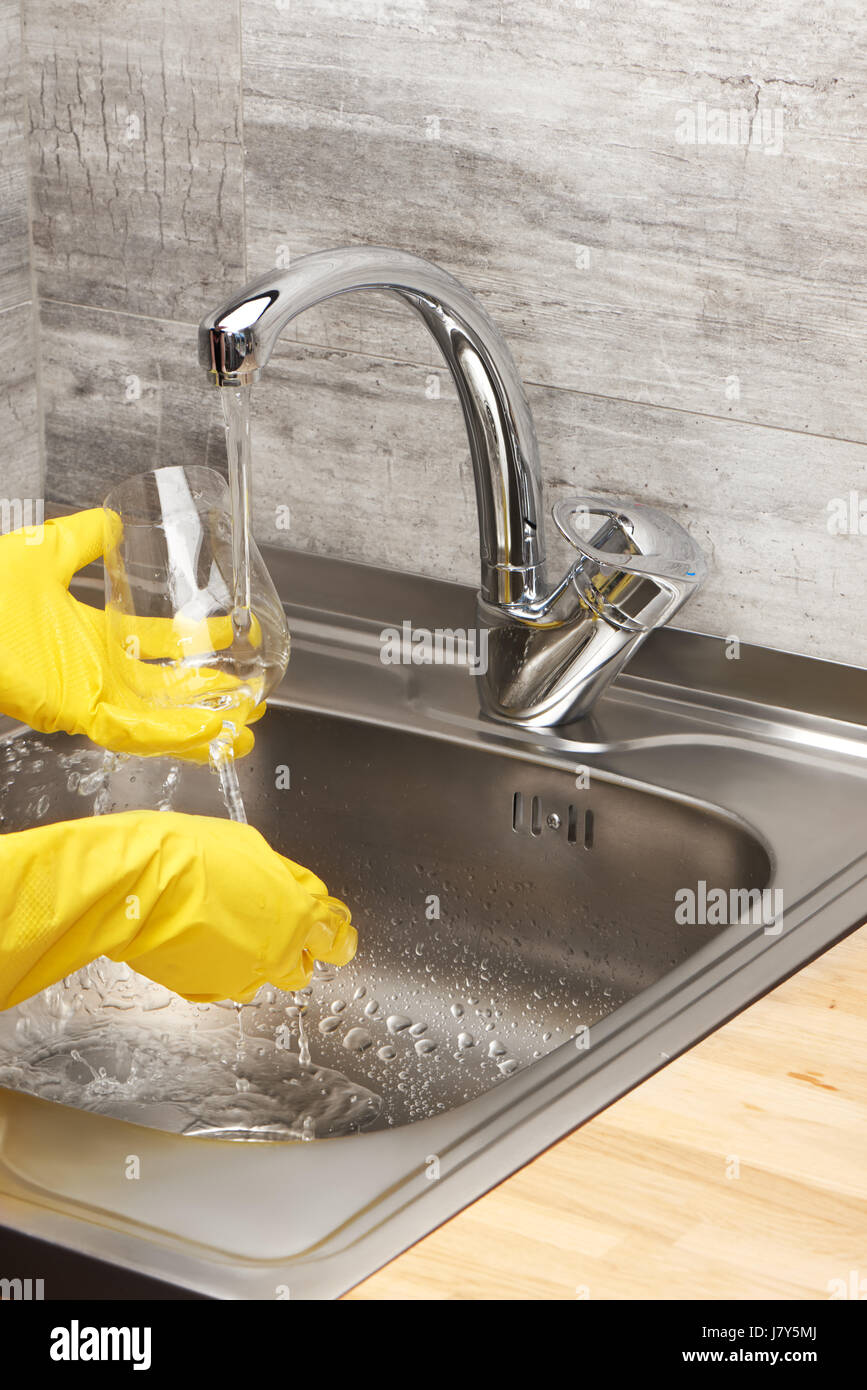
102,465,290,821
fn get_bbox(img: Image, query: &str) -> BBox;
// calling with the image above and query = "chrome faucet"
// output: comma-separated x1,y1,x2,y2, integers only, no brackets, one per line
199,246,706,727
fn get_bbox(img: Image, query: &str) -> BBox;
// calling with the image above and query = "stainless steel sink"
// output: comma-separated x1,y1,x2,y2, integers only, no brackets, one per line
0,545,865,1298
0,710,770,1134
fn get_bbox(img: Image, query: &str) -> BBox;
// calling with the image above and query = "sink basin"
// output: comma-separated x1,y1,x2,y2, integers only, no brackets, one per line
0,710,770,1135
0,545,864,1298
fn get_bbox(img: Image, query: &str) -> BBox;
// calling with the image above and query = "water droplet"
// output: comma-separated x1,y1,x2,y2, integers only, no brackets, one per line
343,1028,373,1052
387,1015,411,1034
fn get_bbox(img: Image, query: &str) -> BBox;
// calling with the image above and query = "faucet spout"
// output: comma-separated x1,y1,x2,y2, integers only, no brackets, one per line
199,246,545,608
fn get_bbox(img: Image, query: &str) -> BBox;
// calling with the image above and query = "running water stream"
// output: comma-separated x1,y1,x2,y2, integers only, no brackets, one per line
221,385,254,635
206,386,257,823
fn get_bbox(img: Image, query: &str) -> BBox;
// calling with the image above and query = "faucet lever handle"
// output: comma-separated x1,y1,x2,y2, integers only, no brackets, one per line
552,495,707,633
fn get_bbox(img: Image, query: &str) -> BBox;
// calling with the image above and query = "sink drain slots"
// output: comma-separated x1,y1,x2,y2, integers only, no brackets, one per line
512,791,593,849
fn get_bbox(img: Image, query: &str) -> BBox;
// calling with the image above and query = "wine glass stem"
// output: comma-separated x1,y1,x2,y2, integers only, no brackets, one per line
210,722,247,824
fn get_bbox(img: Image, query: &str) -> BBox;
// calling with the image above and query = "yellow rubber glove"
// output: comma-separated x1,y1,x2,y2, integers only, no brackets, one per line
0,811,356,1009
0,509,265,761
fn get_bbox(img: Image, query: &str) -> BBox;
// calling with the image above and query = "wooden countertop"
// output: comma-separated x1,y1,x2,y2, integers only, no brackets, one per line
344,925,867,1300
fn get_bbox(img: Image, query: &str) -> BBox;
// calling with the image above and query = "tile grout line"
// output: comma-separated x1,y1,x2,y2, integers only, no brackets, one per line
0,298,34,319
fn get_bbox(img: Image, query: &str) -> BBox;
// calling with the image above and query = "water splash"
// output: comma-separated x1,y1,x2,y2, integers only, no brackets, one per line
0,961,381,1141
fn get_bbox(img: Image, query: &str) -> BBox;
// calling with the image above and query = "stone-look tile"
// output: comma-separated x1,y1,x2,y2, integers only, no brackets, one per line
40,300,226,505
40,298,867,665
242,0,867,440
0,302,42,505
0,0,31,312
0,1,40,506
253,336,480,584
24,0,245,321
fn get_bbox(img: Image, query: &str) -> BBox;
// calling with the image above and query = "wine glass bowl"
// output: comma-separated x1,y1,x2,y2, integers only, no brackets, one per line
103,465,291,820
103,466,289,714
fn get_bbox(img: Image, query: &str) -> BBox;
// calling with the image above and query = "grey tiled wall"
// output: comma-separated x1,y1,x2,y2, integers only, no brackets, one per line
14,1,867,662
0,0,40,504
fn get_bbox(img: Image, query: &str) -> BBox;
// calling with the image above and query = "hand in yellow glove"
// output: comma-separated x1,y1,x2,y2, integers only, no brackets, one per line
0,811,356,1009
0,509,264,760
